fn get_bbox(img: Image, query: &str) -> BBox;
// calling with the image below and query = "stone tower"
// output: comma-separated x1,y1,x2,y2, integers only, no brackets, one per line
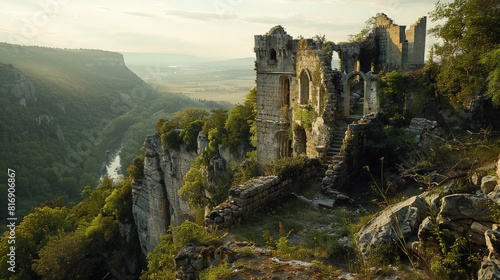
374,13,427,71
406,16,427,66
254,26,298,168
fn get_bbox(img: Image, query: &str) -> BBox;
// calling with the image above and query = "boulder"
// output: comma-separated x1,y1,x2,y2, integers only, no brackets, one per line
489,190,500,204
175,243,234,280
437,194,497,247
438,194,493,222
482,175,498,195
478,255,500,280
356,196,428,260
486,224,500,258
417,216,435,241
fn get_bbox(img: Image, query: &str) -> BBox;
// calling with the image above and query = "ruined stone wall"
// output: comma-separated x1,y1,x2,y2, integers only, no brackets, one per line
322,114,379,191
364,72,378,114
294,40,336,158
386,24,404,71
406,17,427,66
206,163,318,229
205,176,286,229
374,13,427,71
336,43,361,73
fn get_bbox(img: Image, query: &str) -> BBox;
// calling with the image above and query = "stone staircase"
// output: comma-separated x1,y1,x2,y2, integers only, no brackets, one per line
325,120,348,163
320,116,362,176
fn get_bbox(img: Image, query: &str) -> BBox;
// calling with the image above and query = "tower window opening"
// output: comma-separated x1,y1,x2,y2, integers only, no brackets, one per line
270,49,277,61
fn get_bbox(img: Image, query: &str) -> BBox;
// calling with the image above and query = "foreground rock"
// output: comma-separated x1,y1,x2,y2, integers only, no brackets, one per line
437,194,496,247
175,243,235,280
357,196,428,261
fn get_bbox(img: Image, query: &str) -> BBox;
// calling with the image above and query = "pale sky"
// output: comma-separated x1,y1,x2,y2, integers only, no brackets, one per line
1,0,450,59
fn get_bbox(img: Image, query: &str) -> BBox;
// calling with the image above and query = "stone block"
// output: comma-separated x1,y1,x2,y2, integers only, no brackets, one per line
485,225,500,256
482,175,498,195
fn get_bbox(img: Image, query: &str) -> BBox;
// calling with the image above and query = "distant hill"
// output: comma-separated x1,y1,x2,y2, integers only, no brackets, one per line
0,43,157,218
122,52,215,66
123,53,256,104
0,43,230,221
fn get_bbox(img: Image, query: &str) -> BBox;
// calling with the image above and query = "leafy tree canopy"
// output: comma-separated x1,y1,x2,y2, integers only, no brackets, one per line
429,0,500,107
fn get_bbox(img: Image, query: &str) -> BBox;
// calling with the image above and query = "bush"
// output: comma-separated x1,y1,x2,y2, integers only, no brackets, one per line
161,130,182,150
180,120,204,152
141,221,224,279
126,154,144,181
264,156,307,178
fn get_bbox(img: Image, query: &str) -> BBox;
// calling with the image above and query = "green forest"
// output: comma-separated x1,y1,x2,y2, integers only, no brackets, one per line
0,43,231,222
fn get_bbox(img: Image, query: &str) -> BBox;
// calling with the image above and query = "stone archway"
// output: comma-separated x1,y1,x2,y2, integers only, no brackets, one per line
275,131,291,159
343,71,367,118
299,69,311,105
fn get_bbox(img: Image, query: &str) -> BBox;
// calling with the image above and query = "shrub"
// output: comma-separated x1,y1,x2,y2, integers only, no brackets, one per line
264,156,307,178
126,154,144,181
161,129,182,150
199,264,234,280
180,120,204,152
141,221,224,279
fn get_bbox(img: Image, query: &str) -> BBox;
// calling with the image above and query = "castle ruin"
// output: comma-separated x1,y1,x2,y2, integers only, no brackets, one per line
254,13,426,168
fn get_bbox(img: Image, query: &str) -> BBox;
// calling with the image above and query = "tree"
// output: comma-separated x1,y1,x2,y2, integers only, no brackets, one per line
172,108,209,128
348,16,376,43
180,120,204,152
33,232,98,280
481,47,500,105
0,206,70,279
429,0,500,107
126,154,144,181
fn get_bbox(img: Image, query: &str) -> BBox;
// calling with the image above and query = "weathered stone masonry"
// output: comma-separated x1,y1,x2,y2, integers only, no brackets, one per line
255,13,426,173
205,162,318,229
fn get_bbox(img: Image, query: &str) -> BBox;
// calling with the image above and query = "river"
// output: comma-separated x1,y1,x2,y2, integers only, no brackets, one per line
103,147,122,180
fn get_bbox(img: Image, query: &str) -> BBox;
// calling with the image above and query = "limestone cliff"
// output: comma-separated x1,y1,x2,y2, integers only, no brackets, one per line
132,132,250,254
132,134,197,254
0,63,37,106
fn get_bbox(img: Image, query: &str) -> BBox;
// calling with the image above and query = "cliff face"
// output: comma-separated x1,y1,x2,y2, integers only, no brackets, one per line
0,63,37,106
132,134,197,254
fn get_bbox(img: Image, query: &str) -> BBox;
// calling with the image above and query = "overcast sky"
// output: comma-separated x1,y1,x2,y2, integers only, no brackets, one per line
1,0,450,59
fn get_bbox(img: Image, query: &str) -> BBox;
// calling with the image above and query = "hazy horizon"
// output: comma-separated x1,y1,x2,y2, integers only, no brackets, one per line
1,0,452,60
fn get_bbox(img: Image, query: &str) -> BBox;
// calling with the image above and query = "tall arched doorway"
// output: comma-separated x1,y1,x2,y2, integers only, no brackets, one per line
276,131,291,159
343,71,367,118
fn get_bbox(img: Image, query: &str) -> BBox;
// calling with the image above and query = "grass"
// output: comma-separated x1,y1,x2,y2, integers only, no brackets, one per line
199,264,234,280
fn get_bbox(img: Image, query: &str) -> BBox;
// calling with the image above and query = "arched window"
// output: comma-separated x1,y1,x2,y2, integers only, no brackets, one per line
280,76,290,107
276,131,291,159
300,70,310,104
270,48,277,61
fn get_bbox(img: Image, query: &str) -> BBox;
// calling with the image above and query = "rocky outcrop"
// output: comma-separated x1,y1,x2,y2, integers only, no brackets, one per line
132,134,197,254
357,153,500,277
132,133,249,254
356,196,428,260
0,63,37,106
478,225,500,279
175,243,235,280
437,194,496,247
